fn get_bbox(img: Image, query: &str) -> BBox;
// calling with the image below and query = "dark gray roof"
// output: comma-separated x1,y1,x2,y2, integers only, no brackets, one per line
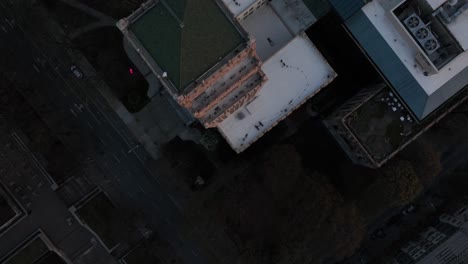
327,0,365,20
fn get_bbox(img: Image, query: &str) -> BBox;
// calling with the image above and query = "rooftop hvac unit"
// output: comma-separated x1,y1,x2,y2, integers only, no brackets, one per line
415,52,438,75
403,14,440,55
236,111,245,120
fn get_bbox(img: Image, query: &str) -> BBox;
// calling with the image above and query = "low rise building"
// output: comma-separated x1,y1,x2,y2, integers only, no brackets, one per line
118,0,336,153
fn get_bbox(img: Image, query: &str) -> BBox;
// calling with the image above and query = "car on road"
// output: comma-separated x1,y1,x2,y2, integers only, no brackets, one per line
401,204,417,216
70,65,83,79
370,228,386,240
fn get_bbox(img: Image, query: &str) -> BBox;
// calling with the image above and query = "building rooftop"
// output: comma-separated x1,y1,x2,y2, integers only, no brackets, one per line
239,4,293,60
445,9,468,50
129,0,244,91
221,0,259,16
302,0,332,18
218,35,336,152
346,86,417,159
344,0,468,119
426,0,447,9
362,0,468,95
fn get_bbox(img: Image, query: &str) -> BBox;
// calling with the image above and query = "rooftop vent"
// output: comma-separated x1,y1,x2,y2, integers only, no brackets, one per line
404,14,440,54
236,111,246,120
433,0,468,23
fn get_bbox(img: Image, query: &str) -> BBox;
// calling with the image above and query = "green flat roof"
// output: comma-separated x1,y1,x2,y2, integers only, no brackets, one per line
130,0,244,91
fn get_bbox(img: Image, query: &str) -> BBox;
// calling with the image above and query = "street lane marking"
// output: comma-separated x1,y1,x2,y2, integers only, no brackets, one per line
69,108,77,117
98,137,106,145
112,154,120,163
58,88,67,96
5,18,14,28
84,105,101,124
138,185,146,194
87,122,93,129
74,103,84,112
1,25,7,33
32,64,40,73
168,193,183,211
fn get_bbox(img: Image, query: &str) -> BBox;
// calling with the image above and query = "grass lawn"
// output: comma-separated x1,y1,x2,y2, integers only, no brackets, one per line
121,80,150,113
0,194,16,228
76,192,120,248
5,237,48,264
75,28,149,112
131,0,244,90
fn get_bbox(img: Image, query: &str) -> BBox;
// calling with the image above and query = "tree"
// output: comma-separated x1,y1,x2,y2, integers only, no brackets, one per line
401,141,442,187
261,144,303,200
381,160,423,207
277,171,365,264
327,202,366,259
359,160,423,220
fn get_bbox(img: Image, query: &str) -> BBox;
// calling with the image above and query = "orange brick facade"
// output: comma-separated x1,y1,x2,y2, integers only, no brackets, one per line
176,40,267,128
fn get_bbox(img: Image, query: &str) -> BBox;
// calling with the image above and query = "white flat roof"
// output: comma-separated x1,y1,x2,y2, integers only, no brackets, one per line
446,9,468,50
362,0,468,95
221,0,258,16
218,36,336,152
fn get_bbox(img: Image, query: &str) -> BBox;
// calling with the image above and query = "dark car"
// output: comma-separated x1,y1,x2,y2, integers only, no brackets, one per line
370,228,386,239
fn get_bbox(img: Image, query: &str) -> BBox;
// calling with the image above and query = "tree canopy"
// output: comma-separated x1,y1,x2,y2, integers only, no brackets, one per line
261,144,303,200
381,160,423,207
407,141,441,186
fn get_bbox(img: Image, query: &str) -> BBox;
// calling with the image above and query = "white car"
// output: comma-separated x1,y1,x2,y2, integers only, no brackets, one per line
70,65,83,79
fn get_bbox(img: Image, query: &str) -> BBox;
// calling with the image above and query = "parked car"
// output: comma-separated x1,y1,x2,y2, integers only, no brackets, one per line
70,65,83,79
386,214,402,226
401,204,417,216
370,228,386,240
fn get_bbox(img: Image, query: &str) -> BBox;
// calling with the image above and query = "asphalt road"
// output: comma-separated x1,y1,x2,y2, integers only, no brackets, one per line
0,3,215,264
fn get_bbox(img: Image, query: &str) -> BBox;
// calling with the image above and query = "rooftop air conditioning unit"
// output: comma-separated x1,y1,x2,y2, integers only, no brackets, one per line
404,13,440,55
415,52,438,75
